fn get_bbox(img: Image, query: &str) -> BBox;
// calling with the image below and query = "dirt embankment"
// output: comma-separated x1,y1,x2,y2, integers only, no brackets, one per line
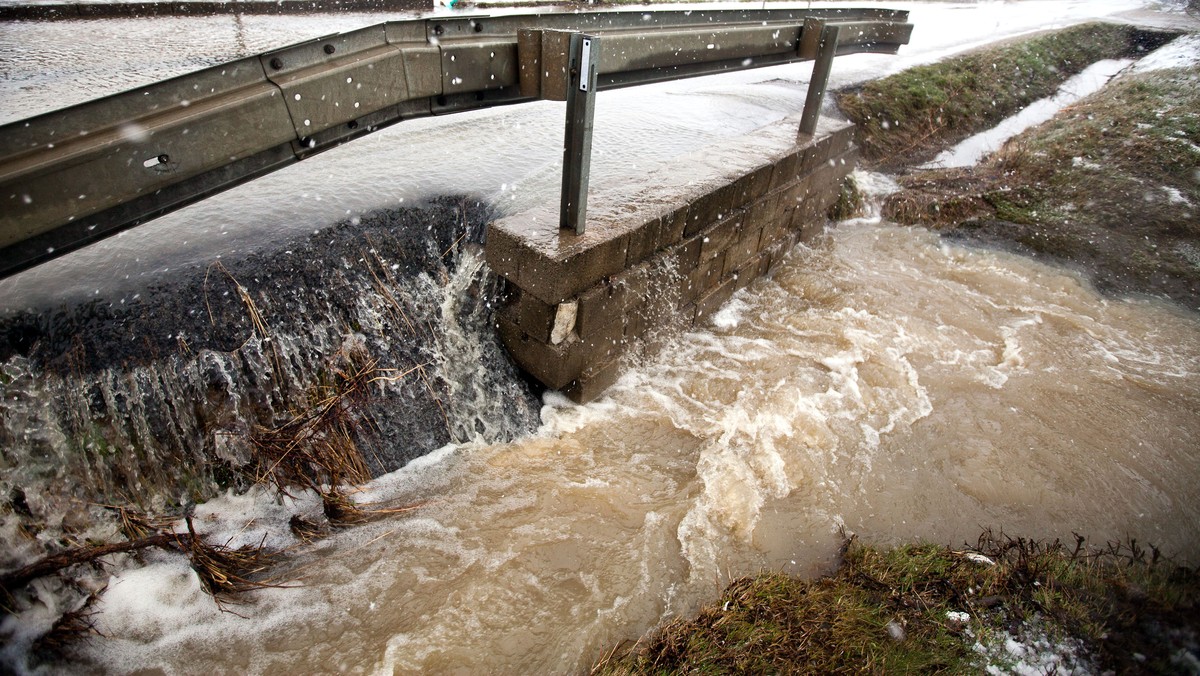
595,534,1199,675
838,23,1199,311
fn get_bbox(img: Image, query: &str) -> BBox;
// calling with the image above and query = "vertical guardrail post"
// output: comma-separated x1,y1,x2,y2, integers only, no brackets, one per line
799,22,840,136
560,33,600,235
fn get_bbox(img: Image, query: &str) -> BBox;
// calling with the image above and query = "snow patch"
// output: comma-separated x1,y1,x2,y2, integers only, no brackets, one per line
1162,186,1193,207
1129,34,1200,73
924,59,1133,169
973,617,1094,675
966,552,997,566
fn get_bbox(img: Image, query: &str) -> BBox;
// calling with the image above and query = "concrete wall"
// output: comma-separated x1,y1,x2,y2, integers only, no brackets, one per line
485,114,857,402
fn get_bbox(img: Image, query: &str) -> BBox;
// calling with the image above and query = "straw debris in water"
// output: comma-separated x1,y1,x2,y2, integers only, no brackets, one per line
322,490,428,528
322,490,373,526
288,513,328,543
1,515,284,610
109,504,176,542
31,595,102,658
251,348,379,491
179,516,284,606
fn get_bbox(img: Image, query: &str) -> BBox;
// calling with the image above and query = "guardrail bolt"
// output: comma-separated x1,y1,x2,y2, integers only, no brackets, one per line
323,44,336,55
270,57,283,70
433,25,444,36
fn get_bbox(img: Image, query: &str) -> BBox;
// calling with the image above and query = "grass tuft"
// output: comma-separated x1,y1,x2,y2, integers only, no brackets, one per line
594,532,1200,675
828,174,866,221
880,63,1200,307
837,23,1178,170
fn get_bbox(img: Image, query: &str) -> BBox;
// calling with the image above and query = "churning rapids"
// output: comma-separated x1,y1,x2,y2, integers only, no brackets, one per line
5,176,1200,673
2,0,1200,672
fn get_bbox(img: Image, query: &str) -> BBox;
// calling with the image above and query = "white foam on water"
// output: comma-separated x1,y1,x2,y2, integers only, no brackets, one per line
93,559,224,640
6,2,1200,672
710,296,749,329
186,485,322,551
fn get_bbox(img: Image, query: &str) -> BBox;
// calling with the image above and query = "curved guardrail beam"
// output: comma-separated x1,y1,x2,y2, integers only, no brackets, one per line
0,8,911,278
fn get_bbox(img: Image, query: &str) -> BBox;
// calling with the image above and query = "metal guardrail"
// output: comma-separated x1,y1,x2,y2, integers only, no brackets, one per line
0,8,911,278
0,0,428,21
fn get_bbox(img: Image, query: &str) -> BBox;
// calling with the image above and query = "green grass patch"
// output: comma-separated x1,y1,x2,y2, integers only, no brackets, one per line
593,532,1200,675
827,174,866,221
836,23,1176,169
882,61,1200,309
995,67,1200,217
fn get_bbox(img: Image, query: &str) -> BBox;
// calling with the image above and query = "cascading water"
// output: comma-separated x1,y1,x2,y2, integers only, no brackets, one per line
0,196,542,575
4,172,1197,675
2,2,1198,671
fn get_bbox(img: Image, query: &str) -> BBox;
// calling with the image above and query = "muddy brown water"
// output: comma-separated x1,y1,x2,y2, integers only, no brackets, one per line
61,213,1200,674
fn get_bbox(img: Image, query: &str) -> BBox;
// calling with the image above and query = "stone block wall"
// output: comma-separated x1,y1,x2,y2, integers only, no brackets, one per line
485,115,857,402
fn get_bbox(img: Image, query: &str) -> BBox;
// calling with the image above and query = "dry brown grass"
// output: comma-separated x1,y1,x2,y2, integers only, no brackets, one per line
250,345,432,493
250,348,377,491
178,516,284,609
108,504,176,542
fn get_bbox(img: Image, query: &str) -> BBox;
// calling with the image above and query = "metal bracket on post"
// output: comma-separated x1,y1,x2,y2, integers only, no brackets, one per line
799,22,840,137
560,33,600,235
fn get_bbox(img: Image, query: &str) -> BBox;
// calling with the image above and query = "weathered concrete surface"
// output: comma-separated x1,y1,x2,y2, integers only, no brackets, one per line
486,113,857,402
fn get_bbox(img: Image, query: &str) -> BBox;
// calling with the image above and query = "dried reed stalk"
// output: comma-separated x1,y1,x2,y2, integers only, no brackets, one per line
251,350,377,491
203,261,285,378
322,490,429,527
179,517,284,608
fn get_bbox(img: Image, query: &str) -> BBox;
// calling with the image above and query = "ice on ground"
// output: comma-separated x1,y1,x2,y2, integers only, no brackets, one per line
1162,186,1193,206
973,617,1095,676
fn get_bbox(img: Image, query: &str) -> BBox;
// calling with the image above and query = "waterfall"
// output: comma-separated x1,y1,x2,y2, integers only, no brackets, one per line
0,196,542,570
